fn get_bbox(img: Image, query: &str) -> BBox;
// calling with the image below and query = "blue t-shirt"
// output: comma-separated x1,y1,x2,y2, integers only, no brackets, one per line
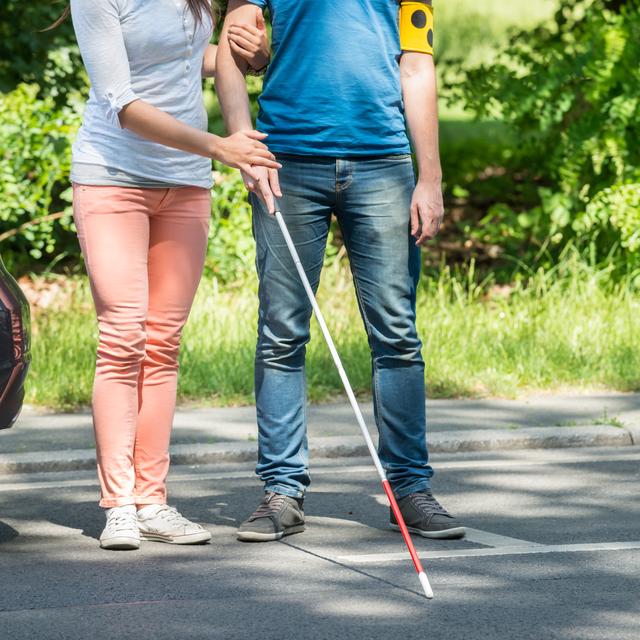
247,0,410,157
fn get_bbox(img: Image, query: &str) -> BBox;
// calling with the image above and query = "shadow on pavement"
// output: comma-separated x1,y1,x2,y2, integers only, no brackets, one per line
0,455,638,639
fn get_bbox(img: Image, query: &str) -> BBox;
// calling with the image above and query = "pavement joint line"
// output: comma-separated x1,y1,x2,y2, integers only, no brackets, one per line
430,452,640,469
336,541,640,564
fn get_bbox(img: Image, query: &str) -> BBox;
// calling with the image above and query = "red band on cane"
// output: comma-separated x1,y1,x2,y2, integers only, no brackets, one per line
382,480,425,574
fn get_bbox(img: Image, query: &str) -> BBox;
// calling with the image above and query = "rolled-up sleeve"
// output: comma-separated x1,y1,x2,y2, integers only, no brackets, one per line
70,0,138,128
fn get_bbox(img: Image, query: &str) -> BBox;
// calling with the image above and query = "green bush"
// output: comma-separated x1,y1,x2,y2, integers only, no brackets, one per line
207,162,256,283
0,83,81,272
454,0,640,272
0,2,84,100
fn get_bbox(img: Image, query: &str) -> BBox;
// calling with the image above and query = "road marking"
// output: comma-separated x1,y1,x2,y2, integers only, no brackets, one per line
337,541,640,564
463,527,544,548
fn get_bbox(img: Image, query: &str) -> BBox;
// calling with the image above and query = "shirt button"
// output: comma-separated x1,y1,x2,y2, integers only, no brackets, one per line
186,63,191,70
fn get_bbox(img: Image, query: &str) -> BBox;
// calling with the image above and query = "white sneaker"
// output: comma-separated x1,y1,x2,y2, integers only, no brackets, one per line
100,505,140,550
137,504,212,545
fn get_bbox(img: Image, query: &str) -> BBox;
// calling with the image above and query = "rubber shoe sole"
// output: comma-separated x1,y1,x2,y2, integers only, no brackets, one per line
139,530,212,545
390,523,466,540
236,523,305,542
100,536,140,550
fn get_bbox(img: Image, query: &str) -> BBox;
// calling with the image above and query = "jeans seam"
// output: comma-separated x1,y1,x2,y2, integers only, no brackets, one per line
335,159,353,193
303,362,309,475
348,262,387,467
253,196,301,274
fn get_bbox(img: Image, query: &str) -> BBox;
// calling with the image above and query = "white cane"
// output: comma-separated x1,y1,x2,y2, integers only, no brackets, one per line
273,208,434,600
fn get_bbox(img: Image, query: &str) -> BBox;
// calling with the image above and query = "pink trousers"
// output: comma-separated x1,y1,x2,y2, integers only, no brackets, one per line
73,185,211,508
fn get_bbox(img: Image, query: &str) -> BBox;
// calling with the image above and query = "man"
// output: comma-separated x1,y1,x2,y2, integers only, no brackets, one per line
217,0,465,542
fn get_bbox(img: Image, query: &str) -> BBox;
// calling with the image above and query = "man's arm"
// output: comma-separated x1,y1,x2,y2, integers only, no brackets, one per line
216,0,280,212
202,10,270,79
400,52,444,245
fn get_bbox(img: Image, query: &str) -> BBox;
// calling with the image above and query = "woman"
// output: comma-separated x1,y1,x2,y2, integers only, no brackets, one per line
65,0,276,550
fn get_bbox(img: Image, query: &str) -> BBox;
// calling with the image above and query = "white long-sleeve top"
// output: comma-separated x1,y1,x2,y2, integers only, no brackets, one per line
70,0,214,188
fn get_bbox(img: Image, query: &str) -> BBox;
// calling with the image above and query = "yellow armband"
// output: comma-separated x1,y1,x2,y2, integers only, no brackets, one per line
399,1,434,55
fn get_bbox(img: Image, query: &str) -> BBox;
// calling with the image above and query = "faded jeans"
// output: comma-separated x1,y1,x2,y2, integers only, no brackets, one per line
251,154,433,499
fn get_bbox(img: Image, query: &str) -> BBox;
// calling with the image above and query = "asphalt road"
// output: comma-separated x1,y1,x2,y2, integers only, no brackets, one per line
1,446,639,640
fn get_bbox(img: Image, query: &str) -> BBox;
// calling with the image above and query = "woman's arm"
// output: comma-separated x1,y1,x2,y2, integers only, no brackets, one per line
70,0,279,178
70,0,137,129
202,44,218,79
202,7,270,79
118,100,279,179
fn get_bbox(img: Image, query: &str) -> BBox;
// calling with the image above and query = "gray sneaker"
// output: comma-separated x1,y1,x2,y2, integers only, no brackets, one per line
390,491,466,539
237,492,305,542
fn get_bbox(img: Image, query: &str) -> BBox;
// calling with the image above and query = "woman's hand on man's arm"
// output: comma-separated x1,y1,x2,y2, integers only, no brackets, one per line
228,7,270,72
202,7,270,79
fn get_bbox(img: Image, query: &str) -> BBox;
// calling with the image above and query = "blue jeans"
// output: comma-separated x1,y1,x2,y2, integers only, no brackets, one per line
251,154,433,499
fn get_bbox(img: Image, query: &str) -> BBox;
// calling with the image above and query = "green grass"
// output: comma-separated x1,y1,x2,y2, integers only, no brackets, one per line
27,260,640,410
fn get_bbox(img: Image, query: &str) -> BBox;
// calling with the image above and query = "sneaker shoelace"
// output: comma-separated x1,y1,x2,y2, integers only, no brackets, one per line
411,492,450,516
152,506,194,526
251,492,288,520
106,511,138,533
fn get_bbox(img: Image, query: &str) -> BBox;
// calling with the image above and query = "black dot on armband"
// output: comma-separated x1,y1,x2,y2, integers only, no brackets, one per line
411,10,427,29
427,29,434,47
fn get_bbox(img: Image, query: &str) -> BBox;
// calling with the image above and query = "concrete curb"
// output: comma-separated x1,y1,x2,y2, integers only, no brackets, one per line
0,424,634,475
623,423,640,445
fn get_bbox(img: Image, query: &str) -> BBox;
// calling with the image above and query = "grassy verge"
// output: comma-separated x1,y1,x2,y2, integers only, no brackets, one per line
27,260,640,410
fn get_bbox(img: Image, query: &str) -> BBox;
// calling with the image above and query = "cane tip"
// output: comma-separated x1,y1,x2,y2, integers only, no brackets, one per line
419,572,434,599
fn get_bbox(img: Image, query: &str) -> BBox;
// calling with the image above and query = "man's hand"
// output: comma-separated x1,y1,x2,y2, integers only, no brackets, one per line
241,165,282,214
410,176,444,245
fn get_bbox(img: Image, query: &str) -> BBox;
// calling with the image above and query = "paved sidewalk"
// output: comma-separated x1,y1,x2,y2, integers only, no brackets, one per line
0,392,638,473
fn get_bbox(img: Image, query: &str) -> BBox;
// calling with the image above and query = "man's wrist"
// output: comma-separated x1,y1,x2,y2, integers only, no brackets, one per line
416,170,442,185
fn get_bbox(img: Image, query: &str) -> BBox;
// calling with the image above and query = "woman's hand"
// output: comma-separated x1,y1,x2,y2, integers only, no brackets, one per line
227,7,270,71
213,130,281,182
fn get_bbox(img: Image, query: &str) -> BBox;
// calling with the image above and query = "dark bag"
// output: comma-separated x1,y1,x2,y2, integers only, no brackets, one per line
0,255,31,430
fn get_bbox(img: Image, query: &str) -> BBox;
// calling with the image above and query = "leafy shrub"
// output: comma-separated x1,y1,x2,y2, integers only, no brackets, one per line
454,0,640,272
0,2,84,101
207,162,256,283
0,83,82,272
